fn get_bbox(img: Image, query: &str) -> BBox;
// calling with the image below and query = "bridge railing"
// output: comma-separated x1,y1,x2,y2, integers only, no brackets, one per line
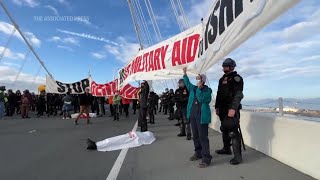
209,107,320,179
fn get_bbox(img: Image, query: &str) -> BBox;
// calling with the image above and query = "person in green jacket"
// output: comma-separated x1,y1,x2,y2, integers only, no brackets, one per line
113,90,122,121
183,67,212,168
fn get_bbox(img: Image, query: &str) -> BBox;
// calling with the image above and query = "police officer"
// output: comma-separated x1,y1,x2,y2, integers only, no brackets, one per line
174,79,191,140
168,89,175,120
138,81,149,132
147,91,156,124
162,89,169,115
15,90,21,114
158,93,164,113
215,58,244,165
154,93,159,115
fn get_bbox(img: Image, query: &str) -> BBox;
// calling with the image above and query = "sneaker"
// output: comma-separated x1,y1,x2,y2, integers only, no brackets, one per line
62,117,66,119
198,161,210,168
86,138,97,150
66,117,70,119
215,148,232,155
189,154,202,161
177,133,186,137
175,123,180,126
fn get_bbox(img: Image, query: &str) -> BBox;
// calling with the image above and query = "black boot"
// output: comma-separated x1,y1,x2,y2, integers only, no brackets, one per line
178,124,186,137
168,112,174,120
215,147,232,155
186,133,192,140
86,138,97,150
230,133,242,165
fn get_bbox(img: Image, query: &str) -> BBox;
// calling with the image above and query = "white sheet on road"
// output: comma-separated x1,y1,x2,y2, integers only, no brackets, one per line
96,131,156,152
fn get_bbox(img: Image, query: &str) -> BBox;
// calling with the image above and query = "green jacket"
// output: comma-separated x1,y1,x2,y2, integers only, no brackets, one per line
113,95,121,105
183,75,212,124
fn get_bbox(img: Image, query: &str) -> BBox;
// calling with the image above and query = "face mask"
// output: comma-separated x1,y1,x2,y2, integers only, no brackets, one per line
196,79,202,84
179,83,184,87
223,66,231,73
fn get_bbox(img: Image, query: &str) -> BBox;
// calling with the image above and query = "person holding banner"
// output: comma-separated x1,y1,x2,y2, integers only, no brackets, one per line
62,91,73,119
215,58,244,165
138,81,149,132
112,91,121,121
122,97,131,118
74,87,92,125
108,96,114,117
183,67,212,168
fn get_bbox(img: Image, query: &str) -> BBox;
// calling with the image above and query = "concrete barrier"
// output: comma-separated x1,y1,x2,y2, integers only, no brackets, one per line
210,110,320,180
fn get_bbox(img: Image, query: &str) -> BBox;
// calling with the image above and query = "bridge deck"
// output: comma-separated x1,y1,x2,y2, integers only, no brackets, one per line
0,112,315,180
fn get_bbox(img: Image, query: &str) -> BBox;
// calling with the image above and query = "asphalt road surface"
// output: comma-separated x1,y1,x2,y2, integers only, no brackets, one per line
0,111,315,180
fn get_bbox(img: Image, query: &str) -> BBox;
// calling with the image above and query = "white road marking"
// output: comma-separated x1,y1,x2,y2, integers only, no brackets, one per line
106,121,138,180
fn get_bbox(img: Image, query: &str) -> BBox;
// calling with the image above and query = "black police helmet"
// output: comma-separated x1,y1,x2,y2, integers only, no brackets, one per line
222,58,236,68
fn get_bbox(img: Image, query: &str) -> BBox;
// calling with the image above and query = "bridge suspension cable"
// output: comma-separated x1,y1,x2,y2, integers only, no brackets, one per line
170,0,184,31
12,49,31,85
0,1,54,79
127,0,144,50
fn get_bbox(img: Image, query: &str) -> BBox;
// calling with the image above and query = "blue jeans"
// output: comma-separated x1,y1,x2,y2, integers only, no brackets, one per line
190,114,212,164
0,102,4,118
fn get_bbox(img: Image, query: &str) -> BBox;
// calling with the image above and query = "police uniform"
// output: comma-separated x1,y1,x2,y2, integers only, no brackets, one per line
174,86,191,139
147,92,156,124
215,71,244,165
162,92,169,115
168,90,175,120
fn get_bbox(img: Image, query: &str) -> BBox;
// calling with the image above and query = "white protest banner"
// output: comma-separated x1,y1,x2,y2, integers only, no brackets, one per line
91,79,118,97
91,79,139,99
118,24,202,88
46,75,92,94
96,131,156,152
196,0,301,72
119,0,301,87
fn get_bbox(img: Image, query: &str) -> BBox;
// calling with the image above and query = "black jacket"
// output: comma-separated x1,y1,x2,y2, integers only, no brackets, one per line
215,71,244,110
174,87,189,108
79,93,93,106
138,82,150,109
